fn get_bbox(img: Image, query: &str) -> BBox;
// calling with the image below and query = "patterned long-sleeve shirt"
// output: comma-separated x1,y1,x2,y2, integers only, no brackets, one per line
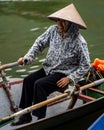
24,24,91,84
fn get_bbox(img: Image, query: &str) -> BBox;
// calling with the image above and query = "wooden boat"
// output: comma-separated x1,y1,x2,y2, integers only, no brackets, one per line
0,62,104,130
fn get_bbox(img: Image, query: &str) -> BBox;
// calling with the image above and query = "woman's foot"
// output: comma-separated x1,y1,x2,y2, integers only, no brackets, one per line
11,114,32,126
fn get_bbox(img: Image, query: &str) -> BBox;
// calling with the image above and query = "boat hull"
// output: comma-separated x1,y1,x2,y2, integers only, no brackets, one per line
0,80,104,130
14,96,104,130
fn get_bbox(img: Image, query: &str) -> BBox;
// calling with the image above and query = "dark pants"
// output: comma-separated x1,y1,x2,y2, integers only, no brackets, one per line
19,68,66,119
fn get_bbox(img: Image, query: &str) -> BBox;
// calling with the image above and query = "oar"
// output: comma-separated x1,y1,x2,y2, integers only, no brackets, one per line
0,78,104,127
0,59,28,71
0,92,69,127
80,78,104,91
0,69,18,112
0,61,19,112
0,62,19,71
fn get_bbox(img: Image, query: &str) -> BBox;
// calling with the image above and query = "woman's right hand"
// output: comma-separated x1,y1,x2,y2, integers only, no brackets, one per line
17,57,28,65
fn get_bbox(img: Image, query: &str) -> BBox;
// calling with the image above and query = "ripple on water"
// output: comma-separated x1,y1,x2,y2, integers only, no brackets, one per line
16,69,26,73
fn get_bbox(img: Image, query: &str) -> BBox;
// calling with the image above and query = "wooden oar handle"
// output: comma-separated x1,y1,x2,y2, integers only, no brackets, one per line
0,92,69,124
80,78,104,91
0,62,19,71
94,78,104,85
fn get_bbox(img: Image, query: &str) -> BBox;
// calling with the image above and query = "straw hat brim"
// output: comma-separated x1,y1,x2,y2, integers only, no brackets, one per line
48,3,87,29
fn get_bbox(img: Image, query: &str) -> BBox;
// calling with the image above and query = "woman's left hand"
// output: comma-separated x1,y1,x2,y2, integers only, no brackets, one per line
57,77,70,88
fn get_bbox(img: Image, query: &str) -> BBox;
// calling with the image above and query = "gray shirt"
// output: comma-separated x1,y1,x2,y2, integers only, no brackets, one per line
24,24,91,84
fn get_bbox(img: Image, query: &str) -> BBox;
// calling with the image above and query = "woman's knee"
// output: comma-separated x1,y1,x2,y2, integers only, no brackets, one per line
34,79,44,88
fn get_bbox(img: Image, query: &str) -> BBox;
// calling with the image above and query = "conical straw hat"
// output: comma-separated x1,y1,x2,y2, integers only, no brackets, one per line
48,3,87,29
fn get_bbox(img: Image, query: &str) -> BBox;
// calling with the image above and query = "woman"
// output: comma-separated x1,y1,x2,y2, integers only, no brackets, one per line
11,3,91,126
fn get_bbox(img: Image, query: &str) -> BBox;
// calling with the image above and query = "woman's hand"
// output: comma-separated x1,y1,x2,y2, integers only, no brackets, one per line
17,57,26,65
57,77,70,88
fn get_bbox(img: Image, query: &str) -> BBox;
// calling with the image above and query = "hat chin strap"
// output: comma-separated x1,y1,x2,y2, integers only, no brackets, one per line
65,21,72,32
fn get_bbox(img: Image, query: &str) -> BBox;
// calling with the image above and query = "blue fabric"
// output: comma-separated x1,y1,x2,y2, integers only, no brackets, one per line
88,114,104,130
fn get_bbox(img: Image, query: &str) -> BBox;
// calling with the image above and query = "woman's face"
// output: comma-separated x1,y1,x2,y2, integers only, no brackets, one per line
57,19,71,35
